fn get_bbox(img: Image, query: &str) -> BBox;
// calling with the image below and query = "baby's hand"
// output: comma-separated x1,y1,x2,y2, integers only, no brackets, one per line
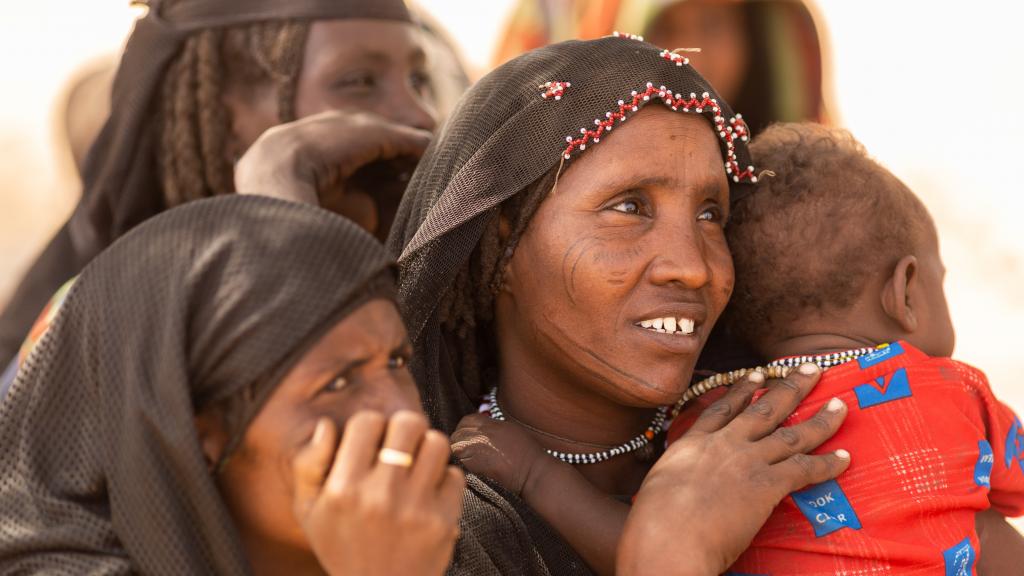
451,412,555,496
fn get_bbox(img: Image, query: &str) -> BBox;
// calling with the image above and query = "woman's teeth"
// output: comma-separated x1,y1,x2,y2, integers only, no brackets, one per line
637,317,695,335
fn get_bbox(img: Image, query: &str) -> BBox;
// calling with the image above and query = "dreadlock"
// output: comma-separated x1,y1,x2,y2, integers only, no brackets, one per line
438,166,560,394
159,7,309,207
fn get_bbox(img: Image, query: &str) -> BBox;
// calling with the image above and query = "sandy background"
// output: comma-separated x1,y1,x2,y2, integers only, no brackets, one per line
1,0,1022,528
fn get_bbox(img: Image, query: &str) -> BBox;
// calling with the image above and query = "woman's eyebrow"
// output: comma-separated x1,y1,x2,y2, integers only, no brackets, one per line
601,175,726,201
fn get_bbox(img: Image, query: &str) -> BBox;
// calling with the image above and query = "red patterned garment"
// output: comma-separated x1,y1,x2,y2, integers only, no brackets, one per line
668,341,1024,575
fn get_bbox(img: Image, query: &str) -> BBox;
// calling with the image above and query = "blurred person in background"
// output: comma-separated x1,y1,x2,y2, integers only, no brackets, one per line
494,0,827,135
0,0,469,371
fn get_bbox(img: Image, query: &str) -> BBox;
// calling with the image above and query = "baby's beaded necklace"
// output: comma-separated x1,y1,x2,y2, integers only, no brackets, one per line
670,344,887,419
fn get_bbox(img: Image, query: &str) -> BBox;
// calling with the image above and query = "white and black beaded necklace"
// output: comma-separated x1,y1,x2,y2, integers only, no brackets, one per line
483,388,668,466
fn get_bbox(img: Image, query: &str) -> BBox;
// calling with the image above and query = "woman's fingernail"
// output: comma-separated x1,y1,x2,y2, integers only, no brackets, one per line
798,362,820,375
835,449,851,460
312,419,328,444
826,397,845,412
748,371,765,383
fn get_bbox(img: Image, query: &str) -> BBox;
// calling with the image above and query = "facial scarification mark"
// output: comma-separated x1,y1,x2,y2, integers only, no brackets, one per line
547,320,664,396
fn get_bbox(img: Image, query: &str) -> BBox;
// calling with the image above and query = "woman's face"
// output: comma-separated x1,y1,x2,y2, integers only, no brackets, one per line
499,107,734,408
214,298,420,553
228,19,438,239
645,1,750,104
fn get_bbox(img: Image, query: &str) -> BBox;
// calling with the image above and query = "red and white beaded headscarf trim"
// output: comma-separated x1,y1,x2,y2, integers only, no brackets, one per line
552,33,757,184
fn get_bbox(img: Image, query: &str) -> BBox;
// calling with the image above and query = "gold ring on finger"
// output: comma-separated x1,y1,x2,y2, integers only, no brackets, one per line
378,447,415,468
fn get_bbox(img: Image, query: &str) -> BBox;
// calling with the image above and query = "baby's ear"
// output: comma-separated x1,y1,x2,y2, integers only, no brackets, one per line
881,255,919,333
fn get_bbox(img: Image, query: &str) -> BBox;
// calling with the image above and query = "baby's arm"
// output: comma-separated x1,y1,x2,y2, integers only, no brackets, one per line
976,509,1024,575
451,413,629,576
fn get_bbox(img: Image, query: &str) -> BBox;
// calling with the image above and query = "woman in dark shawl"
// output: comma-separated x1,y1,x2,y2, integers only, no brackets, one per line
0,0,443,368
388,35,855,574
241,36,849,574
0,195,464,575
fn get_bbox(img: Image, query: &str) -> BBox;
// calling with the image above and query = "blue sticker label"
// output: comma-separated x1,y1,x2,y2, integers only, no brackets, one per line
857,342,905,369
942,537,975,576
854,367,913,409
1005,417,1024,473
974,440,993,487
791,479,862,538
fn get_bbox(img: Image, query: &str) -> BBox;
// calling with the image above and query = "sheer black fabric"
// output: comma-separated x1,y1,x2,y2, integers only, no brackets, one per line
0,196,393,574
388,36,754,575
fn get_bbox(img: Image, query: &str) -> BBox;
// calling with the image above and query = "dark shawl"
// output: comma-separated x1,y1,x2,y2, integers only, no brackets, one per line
387,37,754,575
0,195,393,575
0,0,412,368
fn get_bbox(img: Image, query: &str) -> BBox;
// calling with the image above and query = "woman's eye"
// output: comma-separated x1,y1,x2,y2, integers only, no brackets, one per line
322,376,348,393
697,206,725,223
333,72,375,91
410,70,432,95
610,200,642,215
388,355,407,370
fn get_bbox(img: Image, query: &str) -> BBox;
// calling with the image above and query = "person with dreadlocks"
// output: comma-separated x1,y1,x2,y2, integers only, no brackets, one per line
240,36,852,574
0,0,445,371
0,195,465,575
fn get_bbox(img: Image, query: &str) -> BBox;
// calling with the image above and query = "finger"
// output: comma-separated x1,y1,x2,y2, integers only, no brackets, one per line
410,429,454,493
324,411,387,492
772,449,852,494
761,396,848,463
300,112,432,180
450,413,489,444
729,363,822,440
688,371,766,434
292,418,337,519
375,410,430,484
455,412,492,432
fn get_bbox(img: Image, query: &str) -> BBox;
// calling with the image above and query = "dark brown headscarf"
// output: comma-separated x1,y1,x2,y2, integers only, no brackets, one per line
0,0,412,368
0,195,394,575
388,36,754,575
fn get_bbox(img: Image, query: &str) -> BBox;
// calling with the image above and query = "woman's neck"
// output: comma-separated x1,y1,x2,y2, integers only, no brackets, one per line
497,359,656,496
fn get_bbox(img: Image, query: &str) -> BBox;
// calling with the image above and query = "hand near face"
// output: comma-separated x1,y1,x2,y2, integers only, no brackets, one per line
233,110,431,236
618,365,851,576
292,410,465,576
450,412,556,497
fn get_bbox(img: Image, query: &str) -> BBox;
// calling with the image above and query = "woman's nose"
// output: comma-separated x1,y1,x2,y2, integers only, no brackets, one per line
383,82,437,133
362,371,424,419
646,222,712,289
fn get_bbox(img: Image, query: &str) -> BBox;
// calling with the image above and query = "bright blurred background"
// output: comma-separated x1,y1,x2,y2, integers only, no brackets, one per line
2,0,1023,525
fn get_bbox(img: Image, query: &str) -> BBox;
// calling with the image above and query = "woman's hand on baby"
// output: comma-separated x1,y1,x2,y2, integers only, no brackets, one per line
291,410,465,576
618,364,850,576
234,110,432,206
451,412,558,498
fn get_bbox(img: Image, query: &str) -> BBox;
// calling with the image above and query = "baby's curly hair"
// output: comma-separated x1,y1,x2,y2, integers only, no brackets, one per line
725,123,932,346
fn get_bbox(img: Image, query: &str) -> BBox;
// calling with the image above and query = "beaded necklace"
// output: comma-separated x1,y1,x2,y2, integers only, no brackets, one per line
669,344,887,419
483,388,669,466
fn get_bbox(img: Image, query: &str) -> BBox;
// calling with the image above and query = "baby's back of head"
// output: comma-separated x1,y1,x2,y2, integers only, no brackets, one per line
726,123,941,357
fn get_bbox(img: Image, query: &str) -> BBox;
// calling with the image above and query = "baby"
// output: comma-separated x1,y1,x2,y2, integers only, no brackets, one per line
453,123,1024,575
